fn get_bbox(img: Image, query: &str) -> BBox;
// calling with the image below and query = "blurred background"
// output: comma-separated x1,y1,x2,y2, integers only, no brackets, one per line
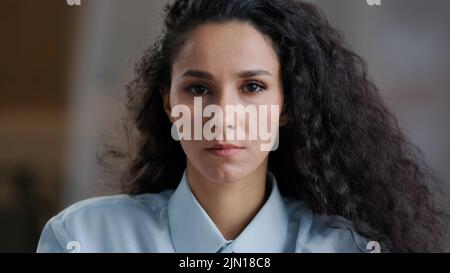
0,0,449,252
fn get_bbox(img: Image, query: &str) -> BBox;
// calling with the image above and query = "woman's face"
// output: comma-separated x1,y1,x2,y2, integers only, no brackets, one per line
164,21,285,184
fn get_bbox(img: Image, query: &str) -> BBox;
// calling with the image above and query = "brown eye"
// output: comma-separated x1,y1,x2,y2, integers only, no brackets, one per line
186,85,209,96
242,82,266,93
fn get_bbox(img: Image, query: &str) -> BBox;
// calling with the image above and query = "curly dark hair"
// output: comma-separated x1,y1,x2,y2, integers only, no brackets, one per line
120,0,445,252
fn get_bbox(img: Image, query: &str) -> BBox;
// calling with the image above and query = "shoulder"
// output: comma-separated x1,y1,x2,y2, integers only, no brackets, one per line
37,190,174,252
283,197,373,253
52,190,174,224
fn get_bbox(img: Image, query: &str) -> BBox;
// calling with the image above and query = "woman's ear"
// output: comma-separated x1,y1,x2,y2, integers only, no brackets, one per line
160,86,172,123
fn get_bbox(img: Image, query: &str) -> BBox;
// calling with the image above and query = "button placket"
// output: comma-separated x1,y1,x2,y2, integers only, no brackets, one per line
216,241,234,253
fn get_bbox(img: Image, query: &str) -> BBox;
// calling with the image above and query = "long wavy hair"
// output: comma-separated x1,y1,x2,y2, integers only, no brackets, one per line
119,0,445,252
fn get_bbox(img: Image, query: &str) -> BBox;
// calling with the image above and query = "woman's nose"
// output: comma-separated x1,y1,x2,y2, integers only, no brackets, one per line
206,88,239,134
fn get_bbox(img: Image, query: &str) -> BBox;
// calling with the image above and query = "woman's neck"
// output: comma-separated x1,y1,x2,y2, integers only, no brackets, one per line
186,160,269,240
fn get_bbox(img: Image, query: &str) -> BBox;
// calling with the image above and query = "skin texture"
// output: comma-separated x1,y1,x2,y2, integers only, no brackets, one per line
162,21,286,239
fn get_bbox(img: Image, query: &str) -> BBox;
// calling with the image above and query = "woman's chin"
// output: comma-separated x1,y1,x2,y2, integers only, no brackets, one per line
199,165,251,184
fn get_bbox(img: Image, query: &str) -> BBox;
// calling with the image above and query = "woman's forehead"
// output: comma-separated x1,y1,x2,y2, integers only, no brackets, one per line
172,21,280,78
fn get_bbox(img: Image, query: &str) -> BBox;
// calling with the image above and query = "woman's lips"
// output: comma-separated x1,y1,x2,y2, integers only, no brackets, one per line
205,144,245,157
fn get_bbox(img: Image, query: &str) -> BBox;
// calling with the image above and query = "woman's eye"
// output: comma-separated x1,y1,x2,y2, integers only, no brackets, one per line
242,82,266,93
186,85,209,96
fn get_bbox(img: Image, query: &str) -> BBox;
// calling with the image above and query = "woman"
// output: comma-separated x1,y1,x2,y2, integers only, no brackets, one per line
37,0,444,253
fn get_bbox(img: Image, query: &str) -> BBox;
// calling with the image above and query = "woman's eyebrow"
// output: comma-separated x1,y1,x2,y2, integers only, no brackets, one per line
181,69,272,80
236,70,272,78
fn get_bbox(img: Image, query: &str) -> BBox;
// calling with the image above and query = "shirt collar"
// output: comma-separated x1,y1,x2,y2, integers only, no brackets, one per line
168,169,289,253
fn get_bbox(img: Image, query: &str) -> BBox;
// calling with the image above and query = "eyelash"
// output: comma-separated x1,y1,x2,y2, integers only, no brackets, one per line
184,81,267,96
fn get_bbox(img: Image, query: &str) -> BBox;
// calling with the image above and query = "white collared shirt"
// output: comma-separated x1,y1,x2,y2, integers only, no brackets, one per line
36,169,370,253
